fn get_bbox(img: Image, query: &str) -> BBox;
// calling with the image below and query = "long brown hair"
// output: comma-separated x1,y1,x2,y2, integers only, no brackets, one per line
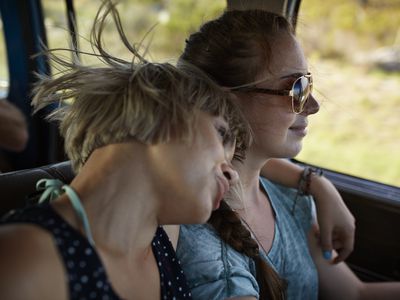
209,200,285,300
180,9,294,88
181,10,294,299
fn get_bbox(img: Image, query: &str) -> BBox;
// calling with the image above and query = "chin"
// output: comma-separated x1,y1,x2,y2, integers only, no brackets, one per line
187,205,213,225
197,210,213,224
286,142,303,157
275,147,302,159
184,215,210,225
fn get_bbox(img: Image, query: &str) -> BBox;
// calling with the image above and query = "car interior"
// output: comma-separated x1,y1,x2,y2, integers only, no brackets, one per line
0,0,399,284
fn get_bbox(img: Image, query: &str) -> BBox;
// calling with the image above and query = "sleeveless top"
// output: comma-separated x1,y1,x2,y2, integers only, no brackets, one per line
176,178,318,300
1,182,192,300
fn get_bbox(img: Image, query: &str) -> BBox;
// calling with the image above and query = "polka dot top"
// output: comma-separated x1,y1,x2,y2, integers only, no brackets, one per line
1,203,192,300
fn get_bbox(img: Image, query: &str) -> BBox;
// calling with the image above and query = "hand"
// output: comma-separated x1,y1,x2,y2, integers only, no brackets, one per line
0,99,28,152
309,175,355,264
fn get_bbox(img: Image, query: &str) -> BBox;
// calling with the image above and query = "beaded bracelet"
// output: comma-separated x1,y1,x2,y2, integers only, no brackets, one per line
291,166,323,214
298,166,324,196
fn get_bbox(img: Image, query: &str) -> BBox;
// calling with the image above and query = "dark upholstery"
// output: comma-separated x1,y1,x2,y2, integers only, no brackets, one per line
0,161,74,216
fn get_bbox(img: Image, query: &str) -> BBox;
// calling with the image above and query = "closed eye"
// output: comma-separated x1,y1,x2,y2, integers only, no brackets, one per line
216,126,227,141
216,125,233,146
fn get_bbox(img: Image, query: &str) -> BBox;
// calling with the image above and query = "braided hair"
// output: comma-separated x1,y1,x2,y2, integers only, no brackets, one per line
209,201,286,299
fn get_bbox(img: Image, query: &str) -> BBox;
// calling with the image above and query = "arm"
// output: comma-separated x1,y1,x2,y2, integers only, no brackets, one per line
261,158,355,263
308,224,400,300
0,99,29,152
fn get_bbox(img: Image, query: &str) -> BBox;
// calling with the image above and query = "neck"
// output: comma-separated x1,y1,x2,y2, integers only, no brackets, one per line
56,143,159,257
232,148,271,208
233,151,268,198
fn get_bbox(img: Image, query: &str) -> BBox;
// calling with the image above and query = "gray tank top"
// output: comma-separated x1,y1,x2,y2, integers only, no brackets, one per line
176,178,318,300
260,177,318,300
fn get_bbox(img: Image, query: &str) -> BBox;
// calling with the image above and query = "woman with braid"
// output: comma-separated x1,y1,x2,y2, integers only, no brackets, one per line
176,10,400,300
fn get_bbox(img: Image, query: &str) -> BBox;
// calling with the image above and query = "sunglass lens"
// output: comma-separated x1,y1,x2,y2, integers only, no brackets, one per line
293,76,312,113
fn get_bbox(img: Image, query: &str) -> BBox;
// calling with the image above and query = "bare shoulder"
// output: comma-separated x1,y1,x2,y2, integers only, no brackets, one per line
0,224,68,300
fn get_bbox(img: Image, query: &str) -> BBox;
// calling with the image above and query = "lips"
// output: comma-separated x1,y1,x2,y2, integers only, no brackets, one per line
289,122,308,137
214,176,229,210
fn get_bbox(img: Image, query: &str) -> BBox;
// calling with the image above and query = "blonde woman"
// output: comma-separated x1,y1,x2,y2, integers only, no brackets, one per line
0,2,252,299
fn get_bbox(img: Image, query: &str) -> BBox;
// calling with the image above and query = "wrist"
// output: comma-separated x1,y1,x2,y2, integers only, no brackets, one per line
297,166,324,196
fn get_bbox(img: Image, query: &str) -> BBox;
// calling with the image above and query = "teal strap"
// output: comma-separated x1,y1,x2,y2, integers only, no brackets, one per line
62,185,95,246
36,179,64,203
35,179,95,246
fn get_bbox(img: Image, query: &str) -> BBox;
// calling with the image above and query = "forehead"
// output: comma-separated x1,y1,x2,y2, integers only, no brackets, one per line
261,34,308,79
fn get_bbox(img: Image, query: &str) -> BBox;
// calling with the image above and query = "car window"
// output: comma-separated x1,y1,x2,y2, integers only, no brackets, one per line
44,0,225,65
0,14,9,98
296,0,400,187
42,0,225,104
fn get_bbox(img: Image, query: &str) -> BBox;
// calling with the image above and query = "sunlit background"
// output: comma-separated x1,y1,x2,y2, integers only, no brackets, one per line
0,0,398,186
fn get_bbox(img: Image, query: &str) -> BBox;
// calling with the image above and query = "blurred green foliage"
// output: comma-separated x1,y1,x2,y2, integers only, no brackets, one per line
296,0,400,186
57,0,226,62
0,18,8,83
298,0,400,60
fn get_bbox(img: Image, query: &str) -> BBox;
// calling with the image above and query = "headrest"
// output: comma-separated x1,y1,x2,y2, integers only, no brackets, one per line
0,161,74,216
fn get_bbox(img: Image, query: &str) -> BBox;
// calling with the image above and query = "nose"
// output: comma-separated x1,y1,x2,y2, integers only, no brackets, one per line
301,94,320,115
221,162,239,187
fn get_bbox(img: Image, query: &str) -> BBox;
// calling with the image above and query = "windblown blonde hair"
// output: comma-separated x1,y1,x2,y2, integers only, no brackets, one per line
32,0,250,172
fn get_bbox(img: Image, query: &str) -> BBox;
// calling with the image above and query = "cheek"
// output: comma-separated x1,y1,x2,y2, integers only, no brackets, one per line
244,101,295,138
195,130,226,163
225,144,236,162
